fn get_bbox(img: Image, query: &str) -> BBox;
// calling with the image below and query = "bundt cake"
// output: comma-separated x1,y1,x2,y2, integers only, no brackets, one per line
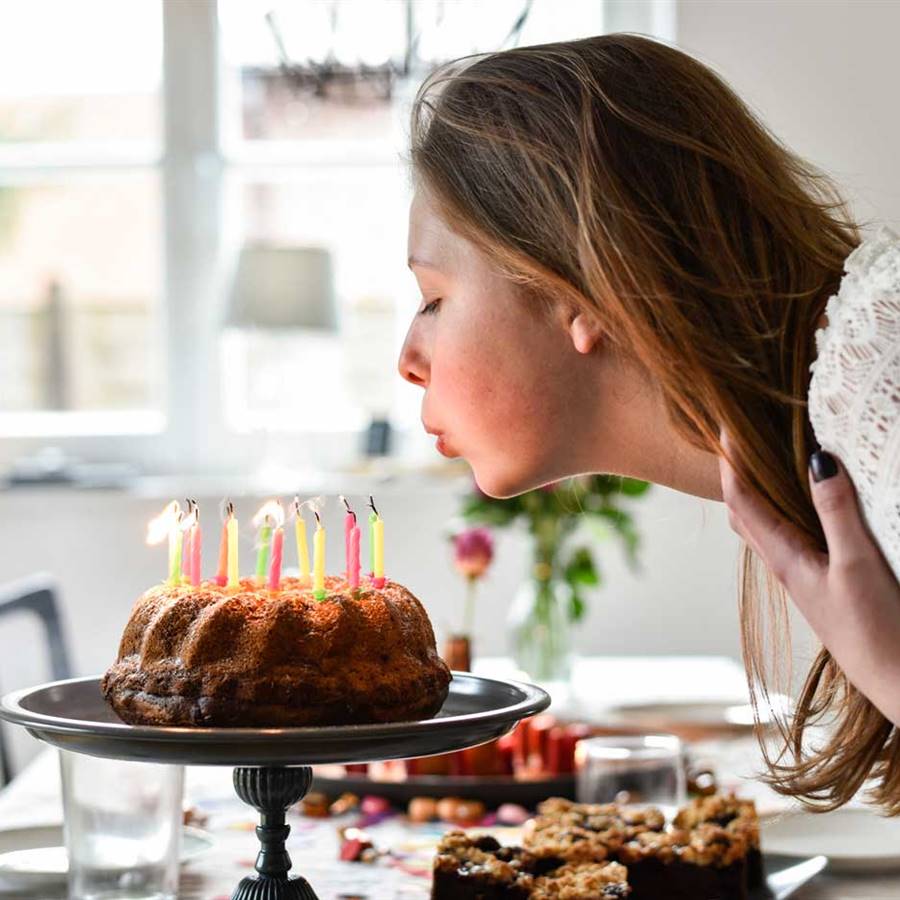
101,575,451,727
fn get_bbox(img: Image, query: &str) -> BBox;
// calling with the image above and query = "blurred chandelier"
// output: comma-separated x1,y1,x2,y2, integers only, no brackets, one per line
264,0,533,102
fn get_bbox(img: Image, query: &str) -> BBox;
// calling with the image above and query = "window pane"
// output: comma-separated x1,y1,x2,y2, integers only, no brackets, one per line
0,175,162,412
0,0,161,145
225,169,410,431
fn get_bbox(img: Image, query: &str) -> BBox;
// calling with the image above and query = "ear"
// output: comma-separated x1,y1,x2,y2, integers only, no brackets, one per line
569,312,603,354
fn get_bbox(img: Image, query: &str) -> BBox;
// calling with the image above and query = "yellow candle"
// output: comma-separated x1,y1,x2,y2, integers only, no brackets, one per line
373,516,384,581
313,516,326,600
294,499,311,583
227,514,239,589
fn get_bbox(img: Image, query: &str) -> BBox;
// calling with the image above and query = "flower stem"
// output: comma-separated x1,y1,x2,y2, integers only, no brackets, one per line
463,576,477,636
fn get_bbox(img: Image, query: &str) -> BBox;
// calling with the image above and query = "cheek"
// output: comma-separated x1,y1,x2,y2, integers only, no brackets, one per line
430,320,564,489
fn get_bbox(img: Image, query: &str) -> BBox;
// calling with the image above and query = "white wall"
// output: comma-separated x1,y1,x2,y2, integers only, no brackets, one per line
676,0,900,228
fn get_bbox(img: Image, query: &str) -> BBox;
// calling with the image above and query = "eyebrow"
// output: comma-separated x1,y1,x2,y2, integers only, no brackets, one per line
407,255,439,270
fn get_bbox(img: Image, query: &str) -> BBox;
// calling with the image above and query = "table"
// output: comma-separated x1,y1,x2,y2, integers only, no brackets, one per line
2,657,899,898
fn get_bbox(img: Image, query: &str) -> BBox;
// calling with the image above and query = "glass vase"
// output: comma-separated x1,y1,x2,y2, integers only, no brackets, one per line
507,572,574,684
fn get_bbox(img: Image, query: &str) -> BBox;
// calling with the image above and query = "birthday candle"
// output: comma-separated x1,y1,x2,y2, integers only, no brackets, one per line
178,498,197,584
170,512,184,585
293,497,311,583
313,513,326,600
190,514,202,587
181,527,192,585
267,526,284,591
146,501,181,585
373,515,385,589
341,496,355,584
254,507,274,582
215,501,232,586
349,523,361,591
227,512,239,589
368,496,378,575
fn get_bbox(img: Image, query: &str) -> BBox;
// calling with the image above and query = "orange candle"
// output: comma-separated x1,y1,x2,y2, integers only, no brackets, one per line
214,501,232,586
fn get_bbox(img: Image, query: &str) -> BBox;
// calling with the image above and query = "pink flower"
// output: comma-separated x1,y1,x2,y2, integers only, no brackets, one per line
453,527,494,580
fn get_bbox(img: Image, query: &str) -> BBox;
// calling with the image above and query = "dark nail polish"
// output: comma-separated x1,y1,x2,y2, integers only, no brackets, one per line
810,450,838,482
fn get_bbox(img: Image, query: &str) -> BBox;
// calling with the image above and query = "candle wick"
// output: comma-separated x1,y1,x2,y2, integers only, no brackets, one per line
314,510,321,527
368,495,379,517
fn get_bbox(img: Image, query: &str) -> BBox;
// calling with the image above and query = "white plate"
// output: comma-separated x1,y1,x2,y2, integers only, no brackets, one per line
607,694,792,734
0,824,213,892
763,808,900,873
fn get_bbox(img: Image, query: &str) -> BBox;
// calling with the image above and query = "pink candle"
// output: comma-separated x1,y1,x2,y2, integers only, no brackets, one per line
267,527,284,591
182,529,192,584
349,524,361,590
190,522,202,586
341,497,356,585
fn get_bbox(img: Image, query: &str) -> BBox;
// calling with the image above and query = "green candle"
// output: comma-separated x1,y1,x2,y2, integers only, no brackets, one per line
255,518,272,581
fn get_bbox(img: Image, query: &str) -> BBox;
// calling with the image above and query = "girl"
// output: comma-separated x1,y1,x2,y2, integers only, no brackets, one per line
399,34,900,812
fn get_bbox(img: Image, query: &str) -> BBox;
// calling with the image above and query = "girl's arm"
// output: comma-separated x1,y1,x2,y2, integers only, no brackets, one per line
719,431,900,727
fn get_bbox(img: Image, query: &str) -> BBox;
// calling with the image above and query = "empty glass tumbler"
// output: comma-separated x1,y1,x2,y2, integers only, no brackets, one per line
575,734,686,815
59,750,184,900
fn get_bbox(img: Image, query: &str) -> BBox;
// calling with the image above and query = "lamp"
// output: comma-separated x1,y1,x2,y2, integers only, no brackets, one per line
225,243,337,331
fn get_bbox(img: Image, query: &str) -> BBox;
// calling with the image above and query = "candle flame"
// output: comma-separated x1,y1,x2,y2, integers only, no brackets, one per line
252,499,284,529
180,500,198,532
146,500,181,545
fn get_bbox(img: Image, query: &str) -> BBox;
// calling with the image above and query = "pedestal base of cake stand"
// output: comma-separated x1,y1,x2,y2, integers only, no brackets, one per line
231,766,319,900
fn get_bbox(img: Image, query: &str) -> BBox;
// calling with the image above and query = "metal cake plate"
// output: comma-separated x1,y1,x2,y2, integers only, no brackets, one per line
0,672,550,766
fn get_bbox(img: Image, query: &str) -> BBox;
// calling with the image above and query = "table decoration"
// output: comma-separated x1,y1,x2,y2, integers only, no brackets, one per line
459,475,651,683
443,526,494,671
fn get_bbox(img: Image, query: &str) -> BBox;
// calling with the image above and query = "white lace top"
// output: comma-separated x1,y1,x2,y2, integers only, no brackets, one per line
808,227,900,582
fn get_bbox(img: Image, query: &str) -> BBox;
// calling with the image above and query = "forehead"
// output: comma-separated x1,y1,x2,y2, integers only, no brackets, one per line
408,191,467,270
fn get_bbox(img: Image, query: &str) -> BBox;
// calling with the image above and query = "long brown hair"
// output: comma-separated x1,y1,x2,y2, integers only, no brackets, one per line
411,33,900,812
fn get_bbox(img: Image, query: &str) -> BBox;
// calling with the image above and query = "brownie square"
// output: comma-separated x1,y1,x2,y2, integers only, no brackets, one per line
432,831,631,899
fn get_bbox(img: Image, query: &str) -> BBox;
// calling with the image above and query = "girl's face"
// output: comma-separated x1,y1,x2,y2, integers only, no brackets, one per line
399,191,632,498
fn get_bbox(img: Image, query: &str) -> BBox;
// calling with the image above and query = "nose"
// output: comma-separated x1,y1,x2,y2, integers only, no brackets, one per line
398,321,429,388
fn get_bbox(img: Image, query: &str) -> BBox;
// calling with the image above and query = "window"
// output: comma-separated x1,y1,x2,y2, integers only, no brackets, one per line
0,0,672,471
0,0,163,431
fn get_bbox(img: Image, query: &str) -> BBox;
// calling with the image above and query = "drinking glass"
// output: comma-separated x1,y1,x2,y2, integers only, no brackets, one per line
59,750,184,900
575,734,686,816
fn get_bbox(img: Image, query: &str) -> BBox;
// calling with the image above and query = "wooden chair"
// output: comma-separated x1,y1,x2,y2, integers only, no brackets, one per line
0,574,73,787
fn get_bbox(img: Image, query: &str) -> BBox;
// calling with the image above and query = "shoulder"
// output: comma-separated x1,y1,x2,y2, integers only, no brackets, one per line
810,226,900,396
808,226,900,582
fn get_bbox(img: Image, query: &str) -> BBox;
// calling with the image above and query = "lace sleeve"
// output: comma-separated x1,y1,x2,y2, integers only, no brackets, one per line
808,227,900,582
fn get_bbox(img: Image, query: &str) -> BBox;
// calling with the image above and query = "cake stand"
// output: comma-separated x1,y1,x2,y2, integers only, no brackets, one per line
0,673,549,900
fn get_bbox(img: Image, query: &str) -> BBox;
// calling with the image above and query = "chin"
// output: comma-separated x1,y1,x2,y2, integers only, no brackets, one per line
472,462,547,500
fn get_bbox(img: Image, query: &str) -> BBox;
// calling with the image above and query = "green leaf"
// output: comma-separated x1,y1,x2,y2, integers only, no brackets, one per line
619,477,652,497
569,590,586,622
564,546,599,587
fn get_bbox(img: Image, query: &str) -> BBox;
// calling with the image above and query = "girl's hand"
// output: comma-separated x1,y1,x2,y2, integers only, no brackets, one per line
718,430,900,727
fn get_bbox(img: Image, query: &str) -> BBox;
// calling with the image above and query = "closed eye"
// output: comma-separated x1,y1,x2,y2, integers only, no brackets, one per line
419,298,441,315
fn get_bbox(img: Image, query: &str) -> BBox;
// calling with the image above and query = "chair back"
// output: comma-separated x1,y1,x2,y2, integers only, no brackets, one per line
0,574,73,786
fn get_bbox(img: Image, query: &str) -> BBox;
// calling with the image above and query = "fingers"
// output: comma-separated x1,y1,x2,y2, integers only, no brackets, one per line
808,450,876,569
719,430,824,593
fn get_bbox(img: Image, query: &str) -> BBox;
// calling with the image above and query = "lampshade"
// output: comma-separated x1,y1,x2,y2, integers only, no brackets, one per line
225,243,337,331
